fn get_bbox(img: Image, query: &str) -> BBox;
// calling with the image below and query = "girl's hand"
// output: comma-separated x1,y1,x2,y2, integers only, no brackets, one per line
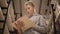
15,20,24,30
14,20,24,34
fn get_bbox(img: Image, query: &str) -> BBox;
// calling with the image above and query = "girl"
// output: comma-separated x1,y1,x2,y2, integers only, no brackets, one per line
15,1,49,34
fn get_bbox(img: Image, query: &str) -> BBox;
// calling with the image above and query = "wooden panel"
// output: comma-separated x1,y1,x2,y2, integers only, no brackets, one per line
40,0,48,15
0,8,4,20
6,12,14,31
13,0,21,14
4,24,10,34
21,0,27,16
0,23,3,28
2,9,7,16
8,1,15,22
0,0,8,7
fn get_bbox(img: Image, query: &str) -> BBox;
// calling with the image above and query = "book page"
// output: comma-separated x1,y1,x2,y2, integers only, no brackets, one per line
13,15,35,32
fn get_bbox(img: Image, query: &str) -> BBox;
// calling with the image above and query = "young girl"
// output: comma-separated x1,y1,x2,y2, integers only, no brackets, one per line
15,1,49,34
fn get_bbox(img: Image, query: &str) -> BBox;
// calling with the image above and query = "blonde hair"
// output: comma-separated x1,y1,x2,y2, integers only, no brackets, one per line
24,1,37,15
24,1,35,7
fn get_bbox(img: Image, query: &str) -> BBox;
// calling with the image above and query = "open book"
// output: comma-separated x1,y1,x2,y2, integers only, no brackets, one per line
13,15,35,32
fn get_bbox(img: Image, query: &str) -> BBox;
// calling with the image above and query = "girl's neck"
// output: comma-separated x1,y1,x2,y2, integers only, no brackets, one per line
26,13,33,18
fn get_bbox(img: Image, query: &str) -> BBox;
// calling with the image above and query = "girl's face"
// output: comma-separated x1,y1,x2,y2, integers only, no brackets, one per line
25,5,34,16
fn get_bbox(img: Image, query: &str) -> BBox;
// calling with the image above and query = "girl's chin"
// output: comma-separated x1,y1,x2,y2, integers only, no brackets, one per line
27,14,32,17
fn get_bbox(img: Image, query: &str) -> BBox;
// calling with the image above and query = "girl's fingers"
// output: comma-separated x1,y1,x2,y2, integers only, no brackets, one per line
15,23,19,30
15,20,24,30
19,21,24,27
17,21,24,27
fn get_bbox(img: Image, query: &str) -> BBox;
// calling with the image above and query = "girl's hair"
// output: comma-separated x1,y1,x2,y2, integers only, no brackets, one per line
24,1,38,15
24,1,35,7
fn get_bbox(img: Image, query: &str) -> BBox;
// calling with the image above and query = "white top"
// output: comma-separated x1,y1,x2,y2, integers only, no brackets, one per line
23,14,49,34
